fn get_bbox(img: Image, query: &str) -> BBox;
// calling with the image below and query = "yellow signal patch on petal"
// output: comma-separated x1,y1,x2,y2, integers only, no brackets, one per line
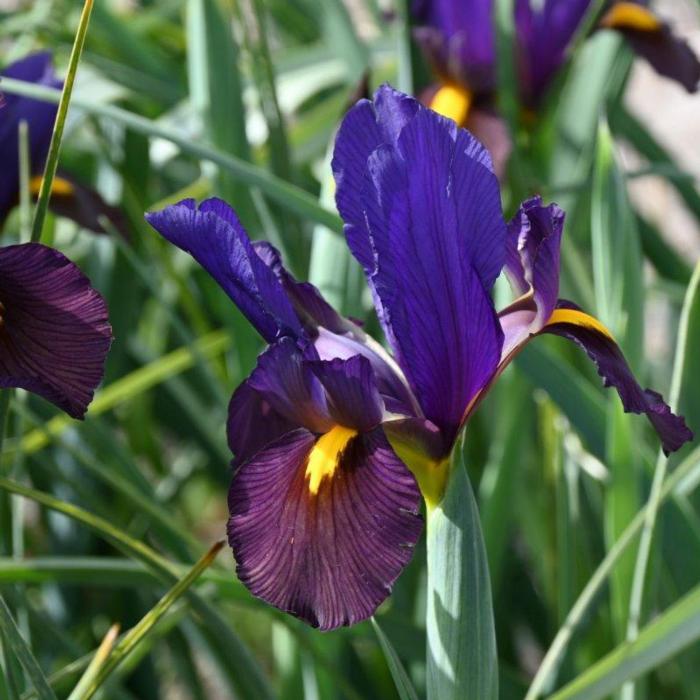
600,3,662,32
305,425,358,495
29,175,75,197
546,308,615,341
429,84,473,127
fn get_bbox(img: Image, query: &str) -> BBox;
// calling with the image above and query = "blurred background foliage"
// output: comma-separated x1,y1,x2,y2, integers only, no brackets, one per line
0,0,700,698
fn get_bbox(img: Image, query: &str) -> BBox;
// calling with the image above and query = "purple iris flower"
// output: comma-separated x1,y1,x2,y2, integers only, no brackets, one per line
0,54,112,418
0,243,112,418
413,1,700,136
146,86,691,630
1,53,127,235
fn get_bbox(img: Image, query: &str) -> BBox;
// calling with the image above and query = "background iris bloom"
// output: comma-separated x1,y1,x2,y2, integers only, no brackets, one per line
0,243,111,419
147,86,691,631
0,52,126,236
413,0,700,168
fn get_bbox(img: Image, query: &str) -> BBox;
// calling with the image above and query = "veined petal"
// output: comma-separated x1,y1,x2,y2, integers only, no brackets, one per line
145,198,303,343
227,381,295,466
332,85,419,271
515,0,592,104
359,102,504,439
227,427,422,630
246,338,333,434
0,52,62,223
544,304,692,454
412,0,496,91
505,196,564,329
254,240,420,417
0,243,111,418
308,355,384,432
601,3,700,93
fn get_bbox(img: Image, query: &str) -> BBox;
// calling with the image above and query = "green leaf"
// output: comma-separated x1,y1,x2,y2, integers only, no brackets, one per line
669,260,700,451
73,541,224,700
31,0,95,242
187,0,255,219
549,581,700,700
371,618,420,700
0,478,273,700
426,439,498,700
0,78,343,233
8,329,230,457
524,442,700,699
0,596,57,700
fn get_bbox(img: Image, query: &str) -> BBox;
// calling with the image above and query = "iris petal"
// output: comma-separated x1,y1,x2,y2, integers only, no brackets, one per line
227,427,422,630
356,99,504,439
245,338,333,434
145,198,303,343
544,305,692,454
0,244,111,418
514,0,592,104
0,53,62,222
505,196,564,329
308,355,384,432
412,0,496,91
227,381,295,466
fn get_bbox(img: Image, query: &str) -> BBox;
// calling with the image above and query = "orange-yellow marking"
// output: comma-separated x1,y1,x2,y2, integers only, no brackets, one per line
429,84,473,126
305,425,357,495
546,308,614,341
29,175,75,197
600,3,662,32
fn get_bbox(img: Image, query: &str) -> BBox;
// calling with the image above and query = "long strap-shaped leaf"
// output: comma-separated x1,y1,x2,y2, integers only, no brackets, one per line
549,580,700,700
0,596,58,700
0,79,343,234
371,618,420,700
426,441,498,700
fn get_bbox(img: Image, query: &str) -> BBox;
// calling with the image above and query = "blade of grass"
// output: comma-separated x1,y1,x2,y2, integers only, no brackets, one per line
5,329,230,458
549,580,700,700
524,442,700,699
18,120,31,242
0,78,343,233
371,618,420,700
0,596,57,700
0,477,273,700
31,0,94,241
75,542,223,700
622,259,700,697
66,624,120,700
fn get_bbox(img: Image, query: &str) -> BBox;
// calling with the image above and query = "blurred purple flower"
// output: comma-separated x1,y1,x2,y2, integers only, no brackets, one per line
147,86,691,630
0,52,128,236
0,243,112,418
412,0,700,164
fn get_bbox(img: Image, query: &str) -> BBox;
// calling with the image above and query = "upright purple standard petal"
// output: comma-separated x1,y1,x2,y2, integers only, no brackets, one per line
228,428,422,630
344,93,505,439
544,306,692,454
504,196,564,329
332,86,419,270
515,0,592,104
0,53,62,222
0,244,111,418
412,0,496,91
146,198,304,343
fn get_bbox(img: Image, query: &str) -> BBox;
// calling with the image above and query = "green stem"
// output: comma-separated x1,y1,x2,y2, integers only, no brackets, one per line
425,442,498,700
18,120,31,242
30,0,95,241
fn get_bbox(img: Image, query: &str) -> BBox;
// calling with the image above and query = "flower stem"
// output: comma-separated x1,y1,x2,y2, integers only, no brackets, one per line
425,441,498,700
30,0,94,242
